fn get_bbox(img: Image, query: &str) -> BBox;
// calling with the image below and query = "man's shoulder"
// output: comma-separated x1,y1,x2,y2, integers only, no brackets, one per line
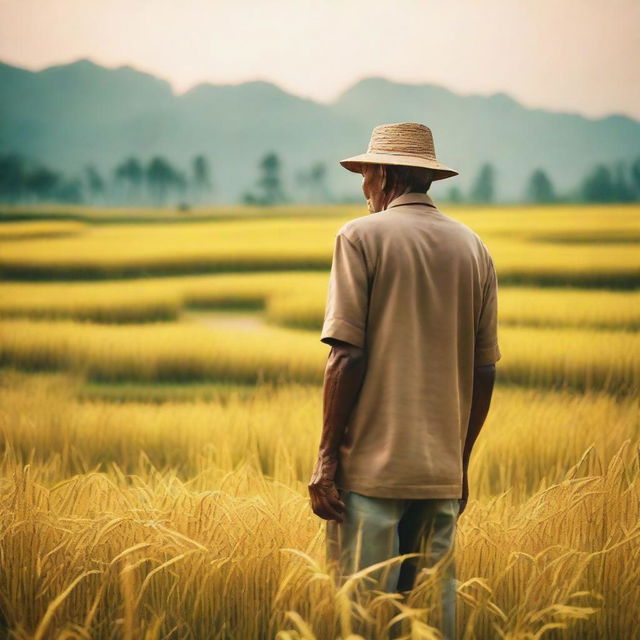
448,217,490,253
335,210,406,240
335,216,370,245
427,207,492,257
335,207,491,260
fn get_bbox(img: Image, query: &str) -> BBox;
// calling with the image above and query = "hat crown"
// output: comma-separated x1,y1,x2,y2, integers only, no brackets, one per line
367,122,437,160
338,121,458,181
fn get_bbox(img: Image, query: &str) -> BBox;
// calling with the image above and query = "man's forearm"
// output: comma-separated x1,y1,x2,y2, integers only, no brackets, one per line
313,344,367,479
308,343,366,522
462,364,496,467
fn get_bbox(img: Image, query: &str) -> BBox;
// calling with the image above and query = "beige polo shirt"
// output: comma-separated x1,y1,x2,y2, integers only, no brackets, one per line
320,191,501,499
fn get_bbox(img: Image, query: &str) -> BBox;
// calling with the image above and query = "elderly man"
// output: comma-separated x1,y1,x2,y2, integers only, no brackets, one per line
308,123,500,639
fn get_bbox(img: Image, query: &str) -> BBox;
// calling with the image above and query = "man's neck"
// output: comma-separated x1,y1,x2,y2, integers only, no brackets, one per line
379,186,414,212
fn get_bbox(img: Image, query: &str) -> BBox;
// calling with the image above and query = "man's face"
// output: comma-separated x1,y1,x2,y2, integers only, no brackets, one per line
361,164,385,214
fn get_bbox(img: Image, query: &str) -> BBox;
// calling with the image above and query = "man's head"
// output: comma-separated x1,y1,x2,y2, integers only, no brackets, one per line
340,123,458,211
362,163,435,214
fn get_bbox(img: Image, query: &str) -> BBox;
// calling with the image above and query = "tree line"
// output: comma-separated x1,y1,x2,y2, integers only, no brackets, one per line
1,150,640,206
449,158,640,204
0,153,213,206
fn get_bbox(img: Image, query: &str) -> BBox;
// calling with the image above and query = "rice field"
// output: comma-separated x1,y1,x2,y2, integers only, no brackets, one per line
0,202,639,639
0,319,639,395
2,276,640,330
1,206,639,286
0,220,87,240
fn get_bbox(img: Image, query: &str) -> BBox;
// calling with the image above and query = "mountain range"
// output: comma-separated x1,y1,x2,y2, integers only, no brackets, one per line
1,58,639,203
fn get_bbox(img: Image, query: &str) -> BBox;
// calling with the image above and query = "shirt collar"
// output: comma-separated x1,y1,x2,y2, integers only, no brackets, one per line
386,192,437,211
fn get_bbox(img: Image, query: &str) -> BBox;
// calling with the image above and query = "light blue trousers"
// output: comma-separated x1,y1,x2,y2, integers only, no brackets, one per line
326,489,459,640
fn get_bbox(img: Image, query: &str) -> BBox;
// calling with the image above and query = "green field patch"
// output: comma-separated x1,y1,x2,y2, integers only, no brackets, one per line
529,232,640,244
80,379,268,404
183,297,266,311
0,202,363,224
493,270,640,289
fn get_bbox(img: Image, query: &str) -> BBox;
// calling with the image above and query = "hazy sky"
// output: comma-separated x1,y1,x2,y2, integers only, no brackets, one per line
1,0,639,120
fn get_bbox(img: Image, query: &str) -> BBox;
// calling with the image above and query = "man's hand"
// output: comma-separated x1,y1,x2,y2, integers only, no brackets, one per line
308,341,366,524
308,455,346,523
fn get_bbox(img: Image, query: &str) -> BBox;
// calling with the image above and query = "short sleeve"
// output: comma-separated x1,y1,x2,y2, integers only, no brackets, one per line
475,256,502,365
320,231,369,349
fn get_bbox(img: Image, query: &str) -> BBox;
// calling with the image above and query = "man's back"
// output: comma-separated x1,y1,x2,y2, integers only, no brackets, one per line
320,191,501,499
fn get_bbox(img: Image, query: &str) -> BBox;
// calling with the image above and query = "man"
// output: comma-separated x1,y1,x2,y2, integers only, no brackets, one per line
308,122,500,639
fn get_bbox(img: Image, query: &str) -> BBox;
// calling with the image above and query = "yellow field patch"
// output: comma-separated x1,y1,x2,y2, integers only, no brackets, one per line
0,373,635,637
0,318,638,393
2,274,640,330
0,370,635,501
1,205,639,285
2,203,639,638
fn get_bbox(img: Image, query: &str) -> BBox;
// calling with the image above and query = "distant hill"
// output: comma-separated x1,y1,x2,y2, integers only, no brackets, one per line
1,59,639,203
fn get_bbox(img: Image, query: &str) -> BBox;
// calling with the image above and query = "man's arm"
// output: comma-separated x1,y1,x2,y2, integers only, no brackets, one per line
308,339,367,523
459,363,496,515
460,248,501,516
311,228,370,522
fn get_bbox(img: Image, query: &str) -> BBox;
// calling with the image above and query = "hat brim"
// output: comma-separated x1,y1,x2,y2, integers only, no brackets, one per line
339,152,459,181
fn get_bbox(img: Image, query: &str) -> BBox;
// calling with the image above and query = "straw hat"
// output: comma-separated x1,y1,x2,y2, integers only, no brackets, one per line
339,122,459,181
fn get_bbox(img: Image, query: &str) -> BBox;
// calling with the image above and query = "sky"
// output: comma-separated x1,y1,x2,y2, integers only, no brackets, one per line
1,0,639,120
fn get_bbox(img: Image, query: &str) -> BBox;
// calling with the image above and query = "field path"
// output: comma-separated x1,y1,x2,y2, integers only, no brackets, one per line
180,308,268,331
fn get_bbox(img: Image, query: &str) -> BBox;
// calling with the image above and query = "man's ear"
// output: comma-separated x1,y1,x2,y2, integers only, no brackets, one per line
380,164,387,191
